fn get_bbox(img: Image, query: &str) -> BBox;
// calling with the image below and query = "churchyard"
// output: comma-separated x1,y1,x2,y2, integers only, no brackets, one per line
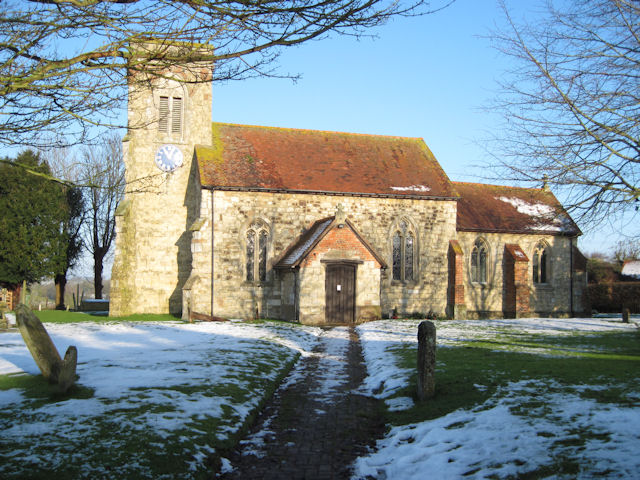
1,312,638,479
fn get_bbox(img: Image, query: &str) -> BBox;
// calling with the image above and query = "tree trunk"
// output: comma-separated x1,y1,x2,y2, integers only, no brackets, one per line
54,273,67,310
94,251,104,299
9,284,21,310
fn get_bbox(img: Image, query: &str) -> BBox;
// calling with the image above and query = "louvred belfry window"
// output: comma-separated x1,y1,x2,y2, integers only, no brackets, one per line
158,96,182,135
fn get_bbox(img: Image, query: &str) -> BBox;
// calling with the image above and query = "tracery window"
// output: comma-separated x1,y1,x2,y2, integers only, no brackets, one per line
246,221,269,282
470,239,488,283
392,219,416,282
533,242,549,284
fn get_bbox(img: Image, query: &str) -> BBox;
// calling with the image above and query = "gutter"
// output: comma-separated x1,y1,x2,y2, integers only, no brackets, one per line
200,184,459,202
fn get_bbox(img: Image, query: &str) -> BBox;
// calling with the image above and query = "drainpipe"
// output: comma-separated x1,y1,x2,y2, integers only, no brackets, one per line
569,236,574,317
211,189,215,317
294,268,300,322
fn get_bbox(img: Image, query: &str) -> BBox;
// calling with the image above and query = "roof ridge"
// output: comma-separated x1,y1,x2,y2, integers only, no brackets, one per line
211,121,423,141
454,180,545,192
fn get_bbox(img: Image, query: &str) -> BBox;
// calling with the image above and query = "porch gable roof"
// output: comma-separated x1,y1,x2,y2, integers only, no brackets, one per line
274,216,387,269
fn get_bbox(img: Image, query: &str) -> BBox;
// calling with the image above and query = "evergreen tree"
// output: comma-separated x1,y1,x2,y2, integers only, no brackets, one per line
0,150,71,294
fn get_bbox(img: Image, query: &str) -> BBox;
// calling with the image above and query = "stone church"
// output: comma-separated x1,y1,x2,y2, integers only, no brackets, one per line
110,53,589,324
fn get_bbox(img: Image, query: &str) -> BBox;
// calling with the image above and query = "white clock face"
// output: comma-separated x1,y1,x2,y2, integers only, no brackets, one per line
155,144,184,172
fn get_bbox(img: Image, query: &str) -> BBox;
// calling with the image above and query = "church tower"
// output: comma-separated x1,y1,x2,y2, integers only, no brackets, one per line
110,44,213,316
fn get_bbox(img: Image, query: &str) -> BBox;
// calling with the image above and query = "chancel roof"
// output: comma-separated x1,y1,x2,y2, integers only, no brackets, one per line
454,182,581,236
195,123,457,198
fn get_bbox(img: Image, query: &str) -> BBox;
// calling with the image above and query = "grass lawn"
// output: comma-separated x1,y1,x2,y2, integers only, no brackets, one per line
32,309,179,323
0,319,321,479
355,318,640,479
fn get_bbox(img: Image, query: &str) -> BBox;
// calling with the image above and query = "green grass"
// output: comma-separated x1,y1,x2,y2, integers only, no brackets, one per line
0,326,303,480
32,309,179,323
385,329,640,427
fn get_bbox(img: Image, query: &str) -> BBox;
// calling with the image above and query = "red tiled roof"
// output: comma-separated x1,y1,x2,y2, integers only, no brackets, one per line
454,182,581,236
195,123,457,198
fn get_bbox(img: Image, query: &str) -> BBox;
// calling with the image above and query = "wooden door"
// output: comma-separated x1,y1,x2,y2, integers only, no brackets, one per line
325,264,356,323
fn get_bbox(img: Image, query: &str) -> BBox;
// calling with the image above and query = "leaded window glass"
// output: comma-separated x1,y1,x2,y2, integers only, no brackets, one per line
405,232,414,281
533,243,548,284
246,221,269,283
246,230,255,282
392,232,402,280
259,230,267,282
391,219,416,282
471,239,488,283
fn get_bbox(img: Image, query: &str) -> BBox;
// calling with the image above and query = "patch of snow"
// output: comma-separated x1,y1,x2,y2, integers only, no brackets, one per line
621,260,640,278
496,196,573,232
390,185,431,193
385,396,414,412
220,457,233,474
353,381,640,479
308,326,351,400
0,320,323,479
354,318,640,479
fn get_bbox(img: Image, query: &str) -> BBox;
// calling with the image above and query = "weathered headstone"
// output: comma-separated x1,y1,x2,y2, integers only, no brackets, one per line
622,308,630,324
57,346,78,393
417,320,436,400
16,304,77,392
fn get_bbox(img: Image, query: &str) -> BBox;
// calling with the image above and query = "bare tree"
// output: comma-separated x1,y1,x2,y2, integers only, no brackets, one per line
486,0,639,228
41,144,85,309
81,133,125,299
613,240,640,265
0,0,452,150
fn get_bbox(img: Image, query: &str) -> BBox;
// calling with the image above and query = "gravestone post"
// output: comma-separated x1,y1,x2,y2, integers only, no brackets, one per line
417,320,436,400
622,308,630,324
16,304,77,392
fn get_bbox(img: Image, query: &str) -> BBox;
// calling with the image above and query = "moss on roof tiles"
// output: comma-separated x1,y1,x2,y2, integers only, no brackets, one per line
196,122,457,198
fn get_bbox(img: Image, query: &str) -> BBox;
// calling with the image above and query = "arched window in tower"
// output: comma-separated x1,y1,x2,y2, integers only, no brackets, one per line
246,220,269,282
533,242,549,284
471,239,489,283
391,219,416,282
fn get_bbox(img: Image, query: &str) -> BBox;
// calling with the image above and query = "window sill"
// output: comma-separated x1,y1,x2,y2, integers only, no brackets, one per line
390,280,418,287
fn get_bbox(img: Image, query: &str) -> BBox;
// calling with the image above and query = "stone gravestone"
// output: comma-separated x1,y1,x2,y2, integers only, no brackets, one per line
622,308,630,324
417,320,436,400
16,304,77,392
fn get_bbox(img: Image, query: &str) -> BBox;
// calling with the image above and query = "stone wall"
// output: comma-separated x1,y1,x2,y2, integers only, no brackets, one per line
456,231,578,318
110,54,213,317
188,190,458,320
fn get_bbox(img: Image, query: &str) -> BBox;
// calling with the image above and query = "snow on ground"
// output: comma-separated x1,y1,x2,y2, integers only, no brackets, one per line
308,326,351,401
354,380,640,479
354,317,640,479
230,326,352,461
0,320,322,479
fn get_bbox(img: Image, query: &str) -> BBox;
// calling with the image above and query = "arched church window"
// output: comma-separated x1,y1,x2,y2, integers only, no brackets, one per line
533,242,549,284
471,239,488,283
246,221,269,282
392,219,416,282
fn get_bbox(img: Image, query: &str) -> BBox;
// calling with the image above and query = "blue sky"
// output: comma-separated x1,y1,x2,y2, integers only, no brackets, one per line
210,0,634,255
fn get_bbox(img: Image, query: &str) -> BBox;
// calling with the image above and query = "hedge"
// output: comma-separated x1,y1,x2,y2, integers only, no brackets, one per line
588,282,640,313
